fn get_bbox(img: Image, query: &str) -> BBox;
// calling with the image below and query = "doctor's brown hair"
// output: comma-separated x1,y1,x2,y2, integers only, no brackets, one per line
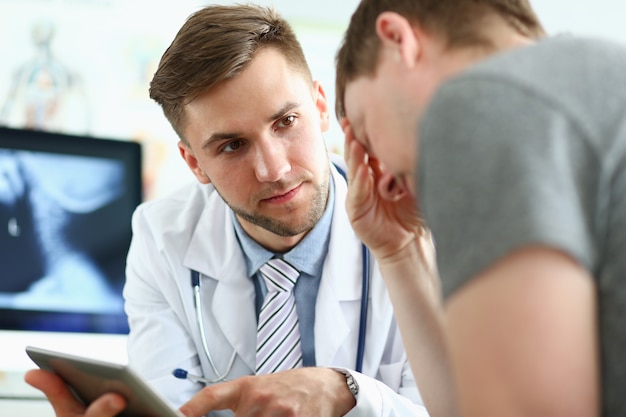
335,0,546,119
149,4,313,144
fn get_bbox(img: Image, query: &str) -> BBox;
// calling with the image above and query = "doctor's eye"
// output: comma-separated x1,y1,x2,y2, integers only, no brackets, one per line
276,115,297,129
221,139,244,154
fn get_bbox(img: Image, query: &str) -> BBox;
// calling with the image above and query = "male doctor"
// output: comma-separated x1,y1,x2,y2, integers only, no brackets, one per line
25,4,433,417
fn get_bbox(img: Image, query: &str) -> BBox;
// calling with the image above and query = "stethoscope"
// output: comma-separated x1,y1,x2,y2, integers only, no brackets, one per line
176,165,371,384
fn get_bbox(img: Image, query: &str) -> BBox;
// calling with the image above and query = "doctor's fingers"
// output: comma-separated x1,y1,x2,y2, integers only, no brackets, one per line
179,378,250,417
24,369,126,417
81,394,126,417
179,374,316,417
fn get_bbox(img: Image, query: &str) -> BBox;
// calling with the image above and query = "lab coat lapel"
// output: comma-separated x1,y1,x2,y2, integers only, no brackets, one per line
211,251,257,372
183,190,257,372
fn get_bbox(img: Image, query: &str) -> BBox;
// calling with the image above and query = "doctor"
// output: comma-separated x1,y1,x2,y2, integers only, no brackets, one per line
26,4,434,417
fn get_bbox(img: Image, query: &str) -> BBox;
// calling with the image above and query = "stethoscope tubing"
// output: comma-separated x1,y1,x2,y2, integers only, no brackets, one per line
355,244,370,373
192,270,236,382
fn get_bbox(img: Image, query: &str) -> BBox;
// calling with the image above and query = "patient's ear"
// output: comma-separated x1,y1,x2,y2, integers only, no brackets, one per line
376,11,421,69
369,156,408,202
377,171,408,202
178,141,211,184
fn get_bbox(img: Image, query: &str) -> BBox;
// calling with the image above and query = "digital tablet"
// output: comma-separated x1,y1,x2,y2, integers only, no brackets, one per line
26,346,185,417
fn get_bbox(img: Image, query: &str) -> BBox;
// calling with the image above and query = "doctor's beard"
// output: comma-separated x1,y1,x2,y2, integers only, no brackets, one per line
217,171,330,238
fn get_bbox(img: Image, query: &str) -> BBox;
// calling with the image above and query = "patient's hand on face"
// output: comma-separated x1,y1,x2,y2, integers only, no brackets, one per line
342,119,426,260
342,119,439,300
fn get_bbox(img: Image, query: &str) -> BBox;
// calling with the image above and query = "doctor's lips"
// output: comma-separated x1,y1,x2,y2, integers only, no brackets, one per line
260,183,303,204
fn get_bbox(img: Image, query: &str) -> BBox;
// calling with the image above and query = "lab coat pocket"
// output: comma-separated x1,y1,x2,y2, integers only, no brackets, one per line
377,361,404,392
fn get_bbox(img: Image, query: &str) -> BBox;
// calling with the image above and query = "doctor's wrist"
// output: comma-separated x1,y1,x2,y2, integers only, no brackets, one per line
329,367,359,414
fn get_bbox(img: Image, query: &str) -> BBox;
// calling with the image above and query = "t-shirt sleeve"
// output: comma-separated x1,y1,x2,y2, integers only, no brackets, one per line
418,75,599,299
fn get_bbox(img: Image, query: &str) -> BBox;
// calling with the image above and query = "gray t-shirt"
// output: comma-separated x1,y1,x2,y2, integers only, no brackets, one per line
418,36,626,416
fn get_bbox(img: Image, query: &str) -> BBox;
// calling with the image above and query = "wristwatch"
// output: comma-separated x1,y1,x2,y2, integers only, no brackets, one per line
331,367,359,399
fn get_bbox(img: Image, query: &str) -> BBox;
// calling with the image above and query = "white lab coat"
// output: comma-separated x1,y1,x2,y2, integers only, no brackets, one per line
124,161,430,417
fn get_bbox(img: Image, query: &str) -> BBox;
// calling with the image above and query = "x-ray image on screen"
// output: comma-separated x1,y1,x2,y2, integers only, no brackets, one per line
0,126,142,334
0,150,124,311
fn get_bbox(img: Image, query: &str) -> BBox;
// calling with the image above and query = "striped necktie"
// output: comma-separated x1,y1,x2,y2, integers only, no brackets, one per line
255,257,303,374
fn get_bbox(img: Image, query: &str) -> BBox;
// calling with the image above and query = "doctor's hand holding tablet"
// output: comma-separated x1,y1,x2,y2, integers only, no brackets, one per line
25,346,355,417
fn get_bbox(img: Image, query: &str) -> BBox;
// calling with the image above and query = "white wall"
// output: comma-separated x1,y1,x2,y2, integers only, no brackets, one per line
534,0,626,43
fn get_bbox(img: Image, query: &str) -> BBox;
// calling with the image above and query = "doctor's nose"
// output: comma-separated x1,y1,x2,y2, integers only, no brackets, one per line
253,142,291,183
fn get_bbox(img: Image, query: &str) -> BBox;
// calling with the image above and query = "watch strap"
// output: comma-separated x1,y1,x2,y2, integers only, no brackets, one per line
331,367,359,399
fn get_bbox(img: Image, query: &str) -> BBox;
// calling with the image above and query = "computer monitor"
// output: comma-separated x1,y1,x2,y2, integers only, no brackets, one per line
0,126,142,381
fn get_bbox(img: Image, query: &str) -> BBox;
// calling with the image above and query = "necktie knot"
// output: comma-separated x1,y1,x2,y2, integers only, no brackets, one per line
259,258,299,293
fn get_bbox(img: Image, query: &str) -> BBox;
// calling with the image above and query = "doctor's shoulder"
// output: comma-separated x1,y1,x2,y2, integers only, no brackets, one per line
132,181,219,233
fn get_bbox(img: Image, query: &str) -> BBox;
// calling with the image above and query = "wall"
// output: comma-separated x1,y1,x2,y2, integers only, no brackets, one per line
535,0,625,43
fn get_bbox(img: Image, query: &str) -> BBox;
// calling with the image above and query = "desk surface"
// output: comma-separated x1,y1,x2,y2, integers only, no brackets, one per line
0,399,55,416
